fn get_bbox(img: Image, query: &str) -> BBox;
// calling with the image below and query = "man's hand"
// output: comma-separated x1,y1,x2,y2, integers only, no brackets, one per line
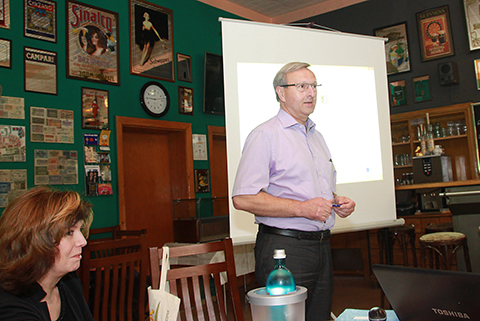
332,195,356,218
298,197,334,222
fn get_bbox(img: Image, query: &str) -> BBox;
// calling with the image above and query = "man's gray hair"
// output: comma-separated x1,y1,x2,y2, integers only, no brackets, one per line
273,62,311,102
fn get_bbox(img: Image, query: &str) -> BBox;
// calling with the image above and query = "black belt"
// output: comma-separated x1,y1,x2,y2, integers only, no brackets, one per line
259,224,331,241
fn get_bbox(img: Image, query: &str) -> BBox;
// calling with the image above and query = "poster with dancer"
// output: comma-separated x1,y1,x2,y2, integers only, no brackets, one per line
66,1,119,85
129,0,173,81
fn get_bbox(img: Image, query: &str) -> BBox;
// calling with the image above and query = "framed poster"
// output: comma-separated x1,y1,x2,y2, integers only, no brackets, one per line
474,59,480,90
129,0,174,81
389,80,407,106
0,38,11,68
375,22,410,75
66,1,119,85
203,52,225,115
178,86,193,115
413,75,432,102
24,0,56,42
195,169,210,193
81,87,109,129
463,0,480,51
24,47,57,95
0,126,26,162
0,0,10,29
30,107,74,143
416,6,454,62
177,53,192,82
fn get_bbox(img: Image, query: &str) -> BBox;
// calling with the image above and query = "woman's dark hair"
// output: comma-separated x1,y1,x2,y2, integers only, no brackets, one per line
0,186,93,295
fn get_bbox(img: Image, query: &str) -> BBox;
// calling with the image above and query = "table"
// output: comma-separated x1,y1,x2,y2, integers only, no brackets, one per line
335,309,398,321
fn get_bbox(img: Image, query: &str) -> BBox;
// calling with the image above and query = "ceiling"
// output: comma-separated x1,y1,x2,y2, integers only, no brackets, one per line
197,0,367,24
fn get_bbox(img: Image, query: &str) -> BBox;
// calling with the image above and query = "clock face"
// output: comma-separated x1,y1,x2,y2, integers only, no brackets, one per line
140,81,170,117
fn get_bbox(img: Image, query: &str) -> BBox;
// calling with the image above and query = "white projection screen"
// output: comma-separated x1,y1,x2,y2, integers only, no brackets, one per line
221,18,403,245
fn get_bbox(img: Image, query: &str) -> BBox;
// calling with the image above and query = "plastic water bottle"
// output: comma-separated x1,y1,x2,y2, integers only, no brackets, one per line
266,249,296,295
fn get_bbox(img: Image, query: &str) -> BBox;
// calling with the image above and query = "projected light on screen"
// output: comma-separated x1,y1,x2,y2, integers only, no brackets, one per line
221,18,400,243
237,63,383,185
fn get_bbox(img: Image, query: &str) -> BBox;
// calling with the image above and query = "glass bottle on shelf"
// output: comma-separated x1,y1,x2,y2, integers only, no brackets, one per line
426,124,435,155
434,122,441,138
419,124,427,156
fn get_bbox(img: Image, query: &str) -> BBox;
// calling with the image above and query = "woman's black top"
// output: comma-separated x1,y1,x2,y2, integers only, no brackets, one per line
0,272,94,321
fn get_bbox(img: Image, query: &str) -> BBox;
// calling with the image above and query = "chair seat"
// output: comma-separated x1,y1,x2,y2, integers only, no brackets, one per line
420,232,465,244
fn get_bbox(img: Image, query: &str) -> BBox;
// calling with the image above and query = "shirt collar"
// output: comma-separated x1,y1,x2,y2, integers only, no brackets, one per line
277,108,316,131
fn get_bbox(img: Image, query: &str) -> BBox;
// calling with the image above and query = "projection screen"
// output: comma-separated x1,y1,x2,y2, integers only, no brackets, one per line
221,18,403,245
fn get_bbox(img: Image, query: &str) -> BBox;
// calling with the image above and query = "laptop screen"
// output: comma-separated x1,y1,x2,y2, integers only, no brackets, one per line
372,264,480,321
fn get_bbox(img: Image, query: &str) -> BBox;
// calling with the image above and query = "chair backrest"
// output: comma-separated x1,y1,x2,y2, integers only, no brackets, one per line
113,227,147,239
81,234,149,321
88,225,120,241
149,238,244,321
88,225,147,241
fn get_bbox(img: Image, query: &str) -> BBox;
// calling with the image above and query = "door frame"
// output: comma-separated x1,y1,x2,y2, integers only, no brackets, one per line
116,116,195,229
208,125,226,198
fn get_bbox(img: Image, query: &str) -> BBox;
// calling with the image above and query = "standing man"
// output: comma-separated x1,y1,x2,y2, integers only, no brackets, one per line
232,62,356,321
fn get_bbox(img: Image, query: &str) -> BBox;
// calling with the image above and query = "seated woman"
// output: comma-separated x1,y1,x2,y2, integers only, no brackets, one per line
0,186,94,321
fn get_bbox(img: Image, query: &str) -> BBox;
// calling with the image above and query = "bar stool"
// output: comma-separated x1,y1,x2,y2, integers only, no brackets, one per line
419,232,472,272
377,224,417,308
378,224,417,267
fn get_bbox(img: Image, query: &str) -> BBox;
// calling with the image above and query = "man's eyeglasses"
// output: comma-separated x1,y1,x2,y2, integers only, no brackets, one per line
280,83,321,92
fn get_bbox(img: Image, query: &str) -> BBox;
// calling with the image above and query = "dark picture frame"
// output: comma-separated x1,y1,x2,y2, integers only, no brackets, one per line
203,52,225,115
177,53,192,82
0,38,11,68
195,169,210,193
81,87,109,130
389,80,407,107
178,86,193,115
129,0,174,82
413,75,432,102
463,0,480,51
66,1,120,85
375,22,410,75
24,47,57,95
416,6,454,62
24,0,57,42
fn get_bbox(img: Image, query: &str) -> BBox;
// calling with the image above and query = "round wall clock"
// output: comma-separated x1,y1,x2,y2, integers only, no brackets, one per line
140,81,170,117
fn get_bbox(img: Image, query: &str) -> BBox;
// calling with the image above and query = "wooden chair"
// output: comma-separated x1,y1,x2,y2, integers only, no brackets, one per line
81,234,149,321
149,238,245,321
88,225,147,241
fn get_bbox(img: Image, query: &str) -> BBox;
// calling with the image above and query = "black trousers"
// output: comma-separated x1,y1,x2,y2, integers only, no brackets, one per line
255,229,334,321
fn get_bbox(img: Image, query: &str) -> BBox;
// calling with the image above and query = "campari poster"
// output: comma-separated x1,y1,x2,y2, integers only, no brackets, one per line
66,1,119,85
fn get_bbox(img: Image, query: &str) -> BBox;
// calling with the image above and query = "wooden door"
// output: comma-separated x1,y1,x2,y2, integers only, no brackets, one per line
208,126,229,216
117,117,194,248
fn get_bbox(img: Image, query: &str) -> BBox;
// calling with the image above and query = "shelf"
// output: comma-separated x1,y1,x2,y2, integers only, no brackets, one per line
395,179,480,190
392,141,410,146
411,134,468,144
393,165,412,169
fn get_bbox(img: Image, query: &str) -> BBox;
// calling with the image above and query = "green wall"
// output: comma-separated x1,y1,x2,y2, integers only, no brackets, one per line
0,0,241,228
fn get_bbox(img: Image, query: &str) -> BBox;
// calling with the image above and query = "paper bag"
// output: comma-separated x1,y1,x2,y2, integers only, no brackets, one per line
148,246,180,321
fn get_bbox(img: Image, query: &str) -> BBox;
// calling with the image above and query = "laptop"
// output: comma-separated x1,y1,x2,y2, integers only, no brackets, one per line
372,264,480,321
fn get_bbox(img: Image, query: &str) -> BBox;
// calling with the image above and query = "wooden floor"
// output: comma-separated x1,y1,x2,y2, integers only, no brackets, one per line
239,274,383,320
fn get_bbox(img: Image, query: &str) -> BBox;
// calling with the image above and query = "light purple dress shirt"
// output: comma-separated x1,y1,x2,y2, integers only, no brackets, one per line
232,109,337,231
